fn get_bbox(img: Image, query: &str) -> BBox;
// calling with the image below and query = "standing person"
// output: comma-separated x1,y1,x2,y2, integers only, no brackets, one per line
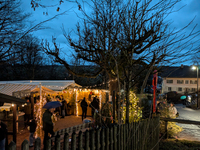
27,118,37,147
43,108,55,149
61,99,66,118
90,96,99,118
65,99,69,116
55,98,61,117
169,102,178,118
81,97,88,121
0,119,7,150
24,99,32,128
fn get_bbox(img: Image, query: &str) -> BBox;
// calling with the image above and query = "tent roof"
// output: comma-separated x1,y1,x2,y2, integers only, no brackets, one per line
0,84,37,96
0,80,82,91
0,93,26,104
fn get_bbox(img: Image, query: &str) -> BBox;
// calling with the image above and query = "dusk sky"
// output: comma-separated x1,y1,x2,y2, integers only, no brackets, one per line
21,0,200,65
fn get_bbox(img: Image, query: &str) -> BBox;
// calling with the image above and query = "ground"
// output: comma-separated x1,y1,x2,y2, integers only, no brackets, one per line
8,115,89,150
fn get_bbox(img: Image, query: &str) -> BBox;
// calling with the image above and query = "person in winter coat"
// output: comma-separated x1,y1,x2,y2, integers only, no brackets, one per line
43,108,55,148
61,100,66,118
81,97,88,121
24,99,32,128
169,102,178,118
55,98,61,117
0,120,7,150
90,96,99,118
27,118,37,147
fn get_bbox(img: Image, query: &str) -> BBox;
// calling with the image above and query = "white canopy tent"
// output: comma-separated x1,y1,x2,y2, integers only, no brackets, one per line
0,80,81,111
0,80,81,91
0,80,82,137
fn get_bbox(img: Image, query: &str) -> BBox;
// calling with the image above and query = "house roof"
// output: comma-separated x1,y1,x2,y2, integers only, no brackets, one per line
159,66,200,78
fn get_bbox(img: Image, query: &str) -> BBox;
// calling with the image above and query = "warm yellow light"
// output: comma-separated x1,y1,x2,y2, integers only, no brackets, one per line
192,66,197,70
12,104,14,107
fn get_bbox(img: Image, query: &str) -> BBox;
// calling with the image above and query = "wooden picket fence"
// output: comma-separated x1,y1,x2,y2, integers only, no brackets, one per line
7,117,160,150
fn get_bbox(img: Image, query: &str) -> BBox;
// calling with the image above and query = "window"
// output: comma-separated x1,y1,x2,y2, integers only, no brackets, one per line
177,80,184,84
167,80,173,83
185,88,190,92
168,87,172,91
185,80,189,84
178,87,182,91
190,80,197,84
191,88,196,92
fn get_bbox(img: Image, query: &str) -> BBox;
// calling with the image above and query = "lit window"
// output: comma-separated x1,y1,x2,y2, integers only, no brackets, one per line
177,80,184,84
190,80,197,84
167,80,173,83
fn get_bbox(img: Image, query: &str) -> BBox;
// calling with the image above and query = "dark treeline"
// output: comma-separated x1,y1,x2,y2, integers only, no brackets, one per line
0,64,106,87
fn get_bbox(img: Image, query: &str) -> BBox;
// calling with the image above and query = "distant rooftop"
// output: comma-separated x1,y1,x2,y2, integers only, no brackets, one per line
159,65,200,78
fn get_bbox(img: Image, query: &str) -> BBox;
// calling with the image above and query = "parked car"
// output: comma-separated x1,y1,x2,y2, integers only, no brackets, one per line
166,91,182,104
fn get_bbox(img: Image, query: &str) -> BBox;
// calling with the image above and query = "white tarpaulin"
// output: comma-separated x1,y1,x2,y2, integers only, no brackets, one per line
0,80,82,91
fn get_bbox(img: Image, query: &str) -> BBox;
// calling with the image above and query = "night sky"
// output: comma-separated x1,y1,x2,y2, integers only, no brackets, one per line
21,0,200,65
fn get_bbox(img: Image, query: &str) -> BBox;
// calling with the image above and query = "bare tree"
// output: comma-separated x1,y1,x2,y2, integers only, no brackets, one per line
0,0,30,64
0,0,72,66
43,0,200,123
10,35,45,79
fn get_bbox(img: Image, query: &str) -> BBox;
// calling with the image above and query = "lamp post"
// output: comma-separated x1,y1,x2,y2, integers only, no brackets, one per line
192,66,199,109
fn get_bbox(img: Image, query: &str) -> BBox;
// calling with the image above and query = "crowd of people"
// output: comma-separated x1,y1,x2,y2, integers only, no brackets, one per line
80,96,100,121
0,94,102,149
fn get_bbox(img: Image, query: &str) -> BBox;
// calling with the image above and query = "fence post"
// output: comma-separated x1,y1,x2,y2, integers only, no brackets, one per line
130,122,133,150
127,123,131,150
64,132,69,150
34,137,41,150
124,124,126,150
21,139,29,150
71,132,76,150
135,122,138,150
85,130,90,150
120,125,123,150
55,132,61,150
100,128,105,150
78,131,83,150
90,129,95,150
105,128,109,150
110,126,113,150
165,121,168,139
8,141,16,150
96,128,100,150
113,125,117,150
139,121,143,150
117,125,120,150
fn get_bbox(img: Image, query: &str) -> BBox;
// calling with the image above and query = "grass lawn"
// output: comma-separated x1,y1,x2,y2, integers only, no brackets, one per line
159,139,200,150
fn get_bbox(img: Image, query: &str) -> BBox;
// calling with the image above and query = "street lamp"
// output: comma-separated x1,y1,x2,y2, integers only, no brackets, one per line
192,65,199,109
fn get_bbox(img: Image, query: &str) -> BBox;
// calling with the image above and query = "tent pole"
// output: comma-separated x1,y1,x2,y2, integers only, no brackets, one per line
75,89,78,116
13,104,17,143
39,83,42,137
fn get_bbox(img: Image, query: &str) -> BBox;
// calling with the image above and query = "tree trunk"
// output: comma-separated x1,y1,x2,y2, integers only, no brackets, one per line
109,76,118,96
125,82,130,123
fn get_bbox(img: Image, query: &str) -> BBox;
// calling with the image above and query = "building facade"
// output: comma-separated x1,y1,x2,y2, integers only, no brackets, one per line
162,77,198,94
160,65,199,94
